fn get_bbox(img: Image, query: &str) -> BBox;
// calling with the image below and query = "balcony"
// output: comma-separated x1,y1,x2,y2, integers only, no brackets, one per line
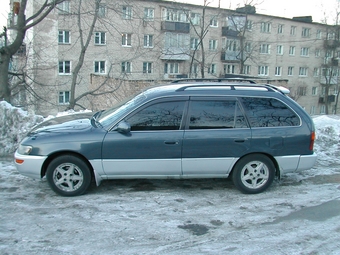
222,27,239,37
319,95,336,103
161,21,190,33
221,51,241,62
324,39,340,49
161,47,190,60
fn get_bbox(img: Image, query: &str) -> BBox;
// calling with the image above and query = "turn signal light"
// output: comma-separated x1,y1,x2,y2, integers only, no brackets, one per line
15,158,24,164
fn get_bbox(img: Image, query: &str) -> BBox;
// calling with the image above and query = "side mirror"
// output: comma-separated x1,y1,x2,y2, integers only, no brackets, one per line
114,121,131,134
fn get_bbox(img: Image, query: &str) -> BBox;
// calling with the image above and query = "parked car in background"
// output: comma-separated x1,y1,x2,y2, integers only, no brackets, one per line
14,79,317,196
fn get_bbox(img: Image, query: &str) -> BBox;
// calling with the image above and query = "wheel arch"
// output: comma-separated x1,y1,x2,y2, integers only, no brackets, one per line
41,151,95,180
230,152,280,177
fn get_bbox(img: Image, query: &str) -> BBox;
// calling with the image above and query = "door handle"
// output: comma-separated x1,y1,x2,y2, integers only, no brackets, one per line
164,141,179,145
234,139,246,143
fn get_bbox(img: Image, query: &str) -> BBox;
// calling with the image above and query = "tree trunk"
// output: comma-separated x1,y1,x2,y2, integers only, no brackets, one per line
0,53,11,102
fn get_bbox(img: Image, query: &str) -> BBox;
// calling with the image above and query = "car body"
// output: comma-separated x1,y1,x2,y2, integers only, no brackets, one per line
14,79,317,196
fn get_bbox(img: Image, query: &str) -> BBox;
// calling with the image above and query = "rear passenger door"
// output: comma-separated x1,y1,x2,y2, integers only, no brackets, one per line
182,97,251,176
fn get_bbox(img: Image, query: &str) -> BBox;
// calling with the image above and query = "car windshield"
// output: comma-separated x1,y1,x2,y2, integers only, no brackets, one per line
97,92,147,128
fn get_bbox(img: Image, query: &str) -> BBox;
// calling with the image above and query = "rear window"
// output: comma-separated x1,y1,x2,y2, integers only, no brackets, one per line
241,97,300,127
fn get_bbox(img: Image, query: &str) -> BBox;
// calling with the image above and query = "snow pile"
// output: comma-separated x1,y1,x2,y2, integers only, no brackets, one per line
313,115,340,166
0,101,43,155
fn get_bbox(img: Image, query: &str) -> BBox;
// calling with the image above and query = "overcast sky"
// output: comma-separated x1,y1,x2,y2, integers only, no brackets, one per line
0,0,339,29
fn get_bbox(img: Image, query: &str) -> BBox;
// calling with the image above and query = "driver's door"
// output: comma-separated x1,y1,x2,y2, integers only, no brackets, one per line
101,98,188,177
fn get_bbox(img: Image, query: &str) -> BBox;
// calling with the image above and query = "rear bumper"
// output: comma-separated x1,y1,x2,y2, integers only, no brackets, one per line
14,151,47,179
275,152,317,174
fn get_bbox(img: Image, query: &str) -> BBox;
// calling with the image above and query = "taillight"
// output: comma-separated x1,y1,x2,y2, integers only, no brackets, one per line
309,131,315,151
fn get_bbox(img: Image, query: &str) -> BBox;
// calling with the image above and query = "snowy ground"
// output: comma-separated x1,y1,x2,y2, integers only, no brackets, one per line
1,102,340,254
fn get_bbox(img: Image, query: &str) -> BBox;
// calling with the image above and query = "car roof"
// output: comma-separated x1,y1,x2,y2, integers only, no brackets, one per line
144,79,290,98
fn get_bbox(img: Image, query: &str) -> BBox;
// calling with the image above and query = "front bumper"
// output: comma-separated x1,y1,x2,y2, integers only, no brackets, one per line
14,151,47,179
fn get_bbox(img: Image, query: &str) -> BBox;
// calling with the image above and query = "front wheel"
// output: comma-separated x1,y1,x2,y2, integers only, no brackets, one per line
232,154,275,194
46,155,92,196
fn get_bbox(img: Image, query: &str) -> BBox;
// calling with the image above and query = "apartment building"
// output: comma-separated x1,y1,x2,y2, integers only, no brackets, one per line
7,0,340,115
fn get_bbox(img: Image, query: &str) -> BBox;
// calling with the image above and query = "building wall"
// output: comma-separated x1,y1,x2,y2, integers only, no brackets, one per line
8,0,340,115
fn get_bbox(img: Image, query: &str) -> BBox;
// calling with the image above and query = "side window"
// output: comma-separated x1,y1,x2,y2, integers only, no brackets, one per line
188,100,247,129
241,97,300,127
127,101,185,131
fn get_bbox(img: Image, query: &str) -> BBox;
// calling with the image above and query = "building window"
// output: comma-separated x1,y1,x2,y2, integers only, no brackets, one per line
299,67,308,76
242,65,251,75
224,64,235,74
288,66,294,76
260,22,271,33
320,105,326,114
246,20,253,30
164,62,179,74
290,26,296,36
122,6,132,19
191,63,199,75
277,45,283,55
59,61,71,74
94,61,106,74
190,38,200,50
297,87,307,96
300,47,309,57
164,8,187,22
277,24,284,34
313,68,320,77
327,32,336,40
210,17,218,27
245,42,251,52
121,62,131,73
58,30,70,44
258,66,269,76
259,44,270,54
316,30,322,39
143,62,152,73
289,46,295,55
209,39,218,51
312,87,318,95
59,91,70,104
191,13,200,25
275,66,282,76
58,1,70,14
94,32,106,45
315,49,321,57
208,64,217,74
225,39,238,51
122,33,132,46
310,106,316,115
144,8,154,20
98,4,106,18
144,34,153,48
301,28,311,37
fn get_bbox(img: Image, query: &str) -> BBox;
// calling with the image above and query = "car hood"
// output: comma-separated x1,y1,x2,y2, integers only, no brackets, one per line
28,112,94,135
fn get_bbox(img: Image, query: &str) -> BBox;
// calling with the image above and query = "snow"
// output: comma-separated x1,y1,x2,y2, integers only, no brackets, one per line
0,103,340,254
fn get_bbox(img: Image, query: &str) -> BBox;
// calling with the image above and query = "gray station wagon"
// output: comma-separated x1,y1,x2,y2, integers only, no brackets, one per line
14,79,317,196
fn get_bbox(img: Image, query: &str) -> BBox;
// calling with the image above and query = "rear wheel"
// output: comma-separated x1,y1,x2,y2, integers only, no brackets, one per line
46,155,92,196
232,154,275,194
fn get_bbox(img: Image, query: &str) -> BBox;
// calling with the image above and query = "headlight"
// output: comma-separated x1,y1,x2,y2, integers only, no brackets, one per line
17,145,33,155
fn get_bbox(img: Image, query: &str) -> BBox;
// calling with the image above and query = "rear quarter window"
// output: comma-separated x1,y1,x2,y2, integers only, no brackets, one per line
241,97,300,127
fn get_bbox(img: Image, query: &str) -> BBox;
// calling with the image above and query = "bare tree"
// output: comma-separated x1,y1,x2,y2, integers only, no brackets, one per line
0,0,65,103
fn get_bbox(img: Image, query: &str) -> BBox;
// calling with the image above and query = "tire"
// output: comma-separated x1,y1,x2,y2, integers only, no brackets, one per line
46,155,92,196
232,154,275,194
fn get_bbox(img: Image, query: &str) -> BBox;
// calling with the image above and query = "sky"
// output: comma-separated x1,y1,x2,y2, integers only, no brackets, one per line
0,0,339,28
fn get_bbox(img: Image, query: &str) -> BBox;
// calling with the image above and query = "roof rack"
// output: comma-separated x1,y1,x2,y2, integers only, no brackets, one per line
171,78,257,84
